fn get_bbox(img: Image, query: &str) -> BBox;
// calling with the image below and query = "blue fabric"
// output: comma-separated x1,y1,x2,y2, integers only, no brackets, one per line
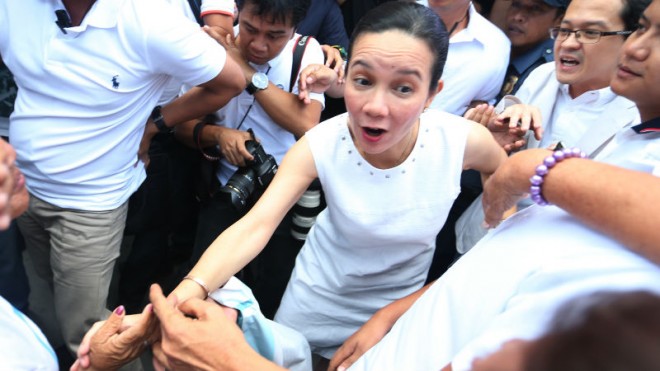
498,38,555,99
297,0,349,49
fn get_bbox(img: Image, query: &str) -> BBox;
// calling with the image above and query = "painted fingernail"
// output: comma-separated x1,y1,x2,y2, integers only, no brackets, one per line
114,305,125,315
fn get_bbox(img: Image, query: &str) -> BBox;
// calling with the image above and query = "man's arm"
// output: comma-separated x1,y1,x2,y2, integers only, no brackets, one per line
483,148,660,263
204,28,324,138
139,56,245,164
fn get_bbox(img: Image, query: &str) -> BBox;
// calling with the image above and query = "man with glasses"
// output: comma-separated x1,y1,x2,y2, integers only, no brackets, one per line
493,0,647,152
455,0,649,258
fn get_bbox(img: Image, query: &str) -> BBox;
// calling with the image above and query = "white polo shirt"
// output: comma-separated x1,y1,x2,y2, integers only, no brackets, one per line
214,32,324,185
0,0,226,210
427,3,510,115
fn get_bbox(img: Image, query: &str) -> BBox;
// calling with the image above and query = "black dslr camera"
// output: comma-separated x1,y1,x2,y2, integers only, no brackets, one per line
220,130,278,211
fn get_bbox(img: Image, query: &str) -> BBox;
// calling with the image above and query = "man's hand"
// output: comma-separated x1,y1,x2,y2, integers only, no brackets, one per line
298,64,341,104
214,127,255,167
150,284,251,371
328,313,392,371
70,304,160,371
482,149,551,227
465,103,536,153
137,121,159,168
320,44,345,81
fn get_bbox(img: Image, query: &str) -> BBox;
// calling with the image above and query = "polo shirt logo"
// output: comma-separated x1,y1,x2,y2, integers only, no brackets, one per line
112,75,120,89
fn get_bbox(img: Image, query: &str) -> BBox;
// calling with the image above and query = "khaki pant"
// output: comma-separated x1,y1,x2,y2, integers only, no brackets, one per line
18,195,128,355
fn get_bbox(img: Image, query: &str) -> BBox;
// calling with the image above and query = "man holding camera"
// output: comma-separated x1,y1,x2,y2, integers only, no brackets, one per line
176,0,324,318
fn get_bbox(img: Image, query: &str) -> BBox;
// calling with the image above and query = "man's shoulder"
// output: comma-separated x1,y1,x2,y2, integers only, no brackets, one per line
469,10,510,49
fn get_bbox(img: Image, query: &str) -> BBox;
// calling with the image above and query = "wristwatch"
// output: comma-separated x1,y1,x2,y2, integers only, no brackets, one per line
150,105,173,134
246,72,269,95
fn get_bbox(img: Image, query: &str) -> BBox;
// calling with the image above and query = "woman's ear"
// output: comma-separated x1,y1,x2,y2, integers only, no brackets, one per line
425,79,444,109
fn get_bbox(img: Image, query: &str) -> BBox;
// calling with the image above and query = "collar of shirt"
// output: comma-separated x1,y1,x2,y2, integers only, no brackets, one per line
449,3,481,44
632,117,660,134
511,38,554,75
558,83,617,105
56,0,121,34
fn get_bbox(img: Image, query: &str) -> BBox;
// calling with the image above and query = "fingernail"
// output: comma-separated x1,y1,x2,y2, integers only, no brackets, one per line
338,367,346,371
114,305,125,315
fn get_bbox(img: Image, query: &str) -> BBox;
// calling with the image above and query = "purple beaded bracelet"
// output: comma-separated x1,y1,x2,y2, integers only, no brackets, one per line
529,148,587,206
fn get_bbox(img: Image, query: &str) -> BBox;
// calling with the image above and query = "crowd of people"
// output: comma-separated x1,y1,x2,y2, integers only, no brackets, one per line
1,0,659,370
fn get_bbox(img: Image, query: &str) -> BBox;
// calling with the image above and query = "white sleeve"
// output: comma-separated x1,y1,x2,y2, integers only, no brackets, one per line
201,0,236,16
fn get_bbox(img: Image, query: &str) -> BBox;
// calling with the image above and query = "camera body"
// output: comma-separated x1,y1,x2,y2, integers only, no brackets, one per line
220,140,278,211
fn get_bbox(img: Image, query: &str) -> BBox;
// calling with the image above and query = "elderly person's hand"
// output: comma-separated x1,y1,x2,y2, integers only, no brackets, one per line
0,139,28,229
70,304,159,371
482,149,551,227
149,284,273,371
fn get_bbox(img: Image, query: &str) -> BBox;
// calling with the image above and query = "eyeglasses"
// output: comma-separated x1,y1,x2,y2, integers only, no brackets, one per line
549,27,633,44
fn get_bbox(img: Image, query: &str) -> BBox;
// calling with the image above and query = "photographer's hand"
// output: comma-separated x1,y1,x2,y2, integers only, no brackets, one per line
214,127,254,167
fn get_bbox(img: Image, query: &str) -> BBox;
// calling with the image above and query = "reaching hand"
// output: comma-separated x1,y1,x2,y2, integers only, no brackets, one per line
70,304,159,371
298,64,341,104
149,284,249,371
328,314,392,371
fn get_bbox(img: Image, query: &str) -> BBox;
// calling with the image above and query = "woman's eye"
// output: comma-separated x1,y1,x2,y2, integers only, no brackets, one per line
354,77,370,86
396,85,413,94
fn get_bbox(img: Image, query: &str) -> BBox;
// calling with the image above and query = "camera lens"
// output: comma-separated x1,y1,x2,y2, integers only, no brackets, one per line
220,167,256,210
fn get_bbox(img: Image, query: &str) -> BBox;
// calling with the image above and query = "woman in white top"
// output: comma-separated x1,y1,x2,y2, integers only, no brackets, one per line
173,0,506,363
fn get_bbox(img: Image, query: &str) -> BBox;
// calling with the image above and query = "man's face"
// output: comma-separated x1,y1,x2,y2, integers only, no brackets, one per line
554,0,627,98
505,0,561,53
611,0,660,121
237,3,295,65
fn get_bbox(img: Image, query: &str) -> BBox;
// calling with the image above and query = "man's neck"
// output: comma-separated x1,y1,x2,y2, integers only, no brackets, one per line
62,0,96,27
433,2,471,36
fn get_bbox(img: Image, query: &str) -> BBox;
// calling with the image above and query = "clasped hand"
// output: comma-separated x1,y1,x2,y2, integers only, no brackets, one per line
464,103,543,153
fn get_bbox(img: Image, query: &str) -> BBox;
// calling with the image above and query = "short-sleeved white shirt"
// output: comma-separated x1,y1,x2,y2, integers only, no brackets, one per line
427,3,510,115
0,0,226,210
214,32,324,185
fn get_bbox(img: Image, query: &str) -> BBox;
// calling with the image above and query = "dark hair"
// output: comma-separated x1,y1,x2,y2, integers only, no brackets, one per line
236,0,311,28
620,0,652,33
348,1,449,93
524,291,660,371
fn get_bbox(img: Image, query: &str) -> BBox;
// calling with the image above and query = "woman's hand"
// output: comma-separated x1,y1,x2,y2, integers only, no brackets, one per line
328,312,393,371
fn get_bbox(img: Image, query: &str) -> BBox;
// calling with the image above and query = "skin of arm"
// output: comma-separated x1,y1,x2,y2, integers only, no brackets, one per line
462,121,509,184
482,148,660,263
171,135,319,303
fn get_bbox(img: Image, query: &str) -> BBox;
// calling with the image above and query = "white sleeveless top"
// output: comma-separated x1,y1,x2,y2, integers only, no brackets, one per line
274,110,471,358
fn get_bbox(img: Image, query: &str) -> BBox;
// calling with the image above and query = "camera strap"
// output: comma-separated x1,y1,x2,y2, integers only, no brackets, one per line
186,0,204,27
289,35,311,93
